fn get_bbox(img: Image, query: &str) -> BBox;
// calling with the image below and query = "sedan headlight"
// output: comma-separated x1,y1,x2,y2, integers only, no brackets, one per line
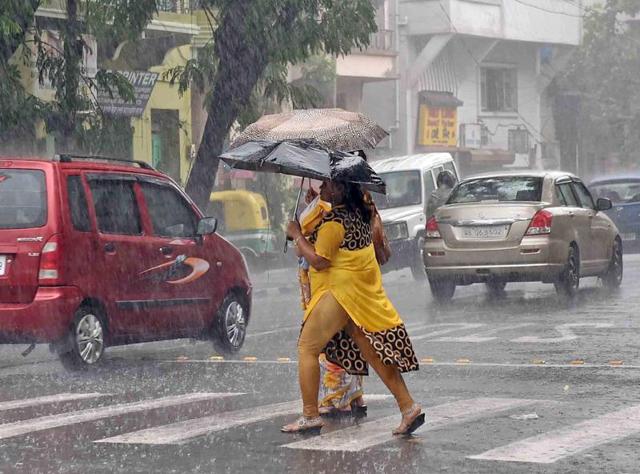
383,221,409,241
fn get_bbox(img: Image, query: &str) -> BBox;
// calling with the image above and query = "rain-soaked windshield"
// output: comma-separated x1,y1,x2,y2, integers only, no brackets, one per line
0,170,47,228
449,177,543,203
372,171,422,209
590,181,640,204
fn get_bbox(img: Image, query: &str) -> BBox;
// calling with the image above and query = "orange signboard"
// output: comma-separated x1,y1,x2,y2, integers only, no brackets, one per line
417,104,458,147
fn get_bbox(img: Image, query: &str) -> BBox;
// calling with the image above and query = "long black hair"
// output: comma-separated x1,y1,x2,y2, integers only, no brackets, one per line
340,181,372,223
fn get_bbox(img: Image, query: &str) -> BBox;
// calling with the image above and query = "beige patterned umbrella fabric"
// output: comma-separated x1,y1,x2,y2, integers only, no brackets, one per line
230,108,388,151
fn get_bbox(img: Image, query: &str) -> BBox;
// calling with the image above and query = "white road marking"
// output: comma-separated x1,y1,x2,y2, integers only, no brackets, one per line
511,323,614,343
96,394,393,445
246,326,300,338
468,404,640,464
161,360,640,370
0,393,108,412
0,392,242,441
246,323,425,340
410,323,485,341
404,322,429,331
283,397,541,452
434,323,534,343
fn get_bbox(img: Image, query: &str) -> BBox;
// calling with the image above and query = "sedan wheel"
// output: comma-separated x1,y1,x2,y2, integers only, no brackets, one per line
212,294,247,354
59,307,106,370
602,239,623,290
428,277,456,303
555,246,580,298
486,280,507,298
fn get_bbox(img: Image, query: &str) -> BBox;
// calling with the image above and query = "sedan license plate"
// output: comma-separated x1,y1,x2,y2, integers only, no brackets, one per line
461,225,509,240
621,233,636,241
0,256,5,276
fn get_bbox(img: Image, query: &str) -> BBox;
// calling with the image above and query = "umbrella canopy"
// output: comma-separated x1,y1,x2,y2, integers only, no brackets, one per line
219,140,386,194
230,108,389,151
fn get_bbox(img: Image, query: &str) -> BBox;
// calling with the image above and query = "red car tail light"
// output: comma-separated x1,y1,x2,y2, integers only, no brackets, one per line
39,234,64,285
426,216,441,239
526,210,553,236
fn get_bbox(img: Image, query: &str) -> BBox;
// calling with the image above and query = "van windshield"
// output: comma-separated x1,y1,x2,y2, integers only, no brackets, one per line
372,171,422,210
0,170,47,229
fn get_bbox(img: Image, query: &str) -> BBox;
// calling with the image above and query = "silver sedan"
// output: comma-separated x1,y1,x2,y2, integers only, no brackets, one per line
422,172,623,302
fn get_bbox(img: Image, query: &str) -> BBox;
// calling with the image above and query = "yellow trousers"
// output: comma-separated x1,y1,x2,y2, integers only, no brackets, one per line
298,292,414,418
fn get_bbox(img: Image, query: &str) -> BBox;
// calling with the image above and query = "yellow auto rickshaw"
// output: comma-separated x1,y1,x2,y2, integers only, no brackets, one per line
207,190,278,270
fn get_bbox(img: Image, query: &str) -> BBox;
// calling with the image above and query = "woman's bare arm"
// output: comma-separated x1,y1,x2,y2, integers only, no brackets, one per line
287,221,330,271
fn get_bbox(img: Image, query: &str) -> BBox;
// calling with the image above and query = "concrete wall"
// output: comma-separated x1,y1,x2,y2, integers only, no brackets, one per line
402,0,581,45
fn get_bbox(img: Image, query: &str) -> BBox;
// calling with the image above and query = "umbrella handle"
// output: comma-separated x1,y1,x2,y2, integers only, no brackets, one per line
284,178,305,254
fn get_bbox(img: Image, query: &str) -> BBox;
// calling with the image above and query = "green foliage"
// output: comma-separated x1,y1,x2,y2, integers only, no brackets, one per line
0,0,156,147
181,0,378,208
557,0,640,165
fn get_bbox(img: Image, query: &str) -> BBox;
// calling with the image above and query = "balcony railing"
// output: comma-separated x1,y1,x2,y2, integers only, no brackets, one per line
156,0,199,13
363,29,395,53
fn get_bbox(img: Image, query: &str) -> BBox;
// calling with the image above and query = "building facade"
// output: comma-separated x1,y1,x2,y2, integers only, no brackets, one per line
359,0,584,175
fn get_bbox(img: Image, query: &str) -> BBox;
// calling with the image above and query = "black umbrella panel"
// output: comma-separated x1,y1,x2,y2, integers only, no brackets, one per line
219,140,386,194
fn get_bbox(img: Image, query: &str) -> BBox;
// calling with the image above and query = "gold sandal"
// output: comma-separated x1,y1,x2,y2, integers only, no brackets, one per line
280,416,324,433
392,404,425,435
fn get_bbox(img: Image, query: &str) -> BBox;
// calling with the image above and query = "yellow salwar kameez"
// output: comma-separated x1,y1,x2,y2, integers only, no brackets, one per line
304,206,418,375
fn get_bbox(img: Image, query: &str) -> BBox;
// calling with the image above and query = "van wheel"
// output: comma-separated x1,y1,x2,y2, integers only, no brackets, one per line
59,306,106,370
212,294,247,354
601,238,623,290
555,245,580,298
410,236,426,280
428,277,456,303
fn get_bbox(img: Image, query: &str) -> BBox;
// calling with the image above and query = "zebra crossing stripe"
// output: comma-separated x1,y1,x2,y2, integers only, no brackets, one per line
0,393,108,412
95,395,393,445
283,398,541,452
0,392,241,441
468,404,640,464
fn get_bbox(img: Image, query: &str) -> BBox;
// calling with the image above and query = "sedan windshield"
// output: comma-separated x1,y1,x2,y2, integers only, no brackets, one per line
449,176,543,204
590,181,640,204
372,171,422,210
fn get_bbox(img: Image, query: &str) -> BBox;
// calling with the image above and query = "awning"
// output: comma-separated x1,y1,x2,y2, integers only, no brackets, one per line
418,91,463,108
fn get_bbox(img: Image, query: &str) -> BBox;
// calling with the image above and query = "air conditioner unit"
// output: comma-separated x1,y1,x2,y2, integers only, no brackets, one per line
459,123,482,149
508,128,530,154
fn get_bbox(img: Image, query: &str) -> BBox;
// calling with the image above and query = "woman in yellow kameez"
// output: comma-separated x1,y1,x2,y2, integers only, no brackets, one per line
281,180,423,435
298,187,366,416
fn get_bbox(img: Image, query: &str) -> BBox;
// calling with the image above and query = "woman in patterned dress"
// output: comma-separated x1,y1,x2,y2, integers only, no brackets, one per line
298,187,367,417
281,180,423,435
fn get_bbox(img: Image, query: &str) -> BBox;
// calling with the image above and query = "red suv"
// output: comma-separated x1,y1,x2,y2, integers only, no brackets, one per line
0,155,252,369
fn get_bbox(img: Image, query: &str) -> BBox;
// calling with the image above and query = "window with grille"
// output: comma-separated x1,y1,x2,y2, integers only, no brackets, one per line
481,67,517,113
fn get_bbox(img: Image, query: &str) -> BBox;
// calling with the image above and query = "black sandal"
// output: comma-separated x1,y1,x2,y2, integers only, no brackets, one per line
351,401,368,417
392,404,425,435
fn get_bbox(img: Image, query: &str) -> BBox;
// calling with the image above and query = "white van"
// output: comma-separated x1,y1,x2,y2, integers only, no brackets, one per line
371,153,460,279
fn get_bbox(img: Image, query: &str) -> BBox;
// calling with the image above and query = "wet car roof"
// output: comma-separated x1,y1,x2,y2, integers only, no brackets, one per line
460,170,577,182
590,175,640,184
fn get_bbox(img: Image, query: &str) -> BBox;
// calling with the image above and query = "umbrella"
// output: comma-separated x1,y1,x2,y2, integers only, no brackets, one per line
219,139,386,194
230,108,389,151
220,139,386,253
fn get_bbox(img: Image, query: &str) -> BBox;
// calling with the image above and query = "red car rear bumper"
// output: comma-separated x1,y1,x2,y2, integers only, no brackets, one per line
0,286,82,343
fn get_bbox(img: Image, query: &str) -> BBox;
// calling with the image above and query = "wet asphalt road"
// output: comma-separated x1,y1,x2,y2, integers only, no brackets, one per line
1,255,640,473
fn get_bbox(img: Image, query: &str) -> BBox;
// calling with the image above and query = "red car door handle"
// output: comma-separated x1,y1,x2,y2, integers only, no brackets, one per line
104,242,116,253
159,246,173,256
